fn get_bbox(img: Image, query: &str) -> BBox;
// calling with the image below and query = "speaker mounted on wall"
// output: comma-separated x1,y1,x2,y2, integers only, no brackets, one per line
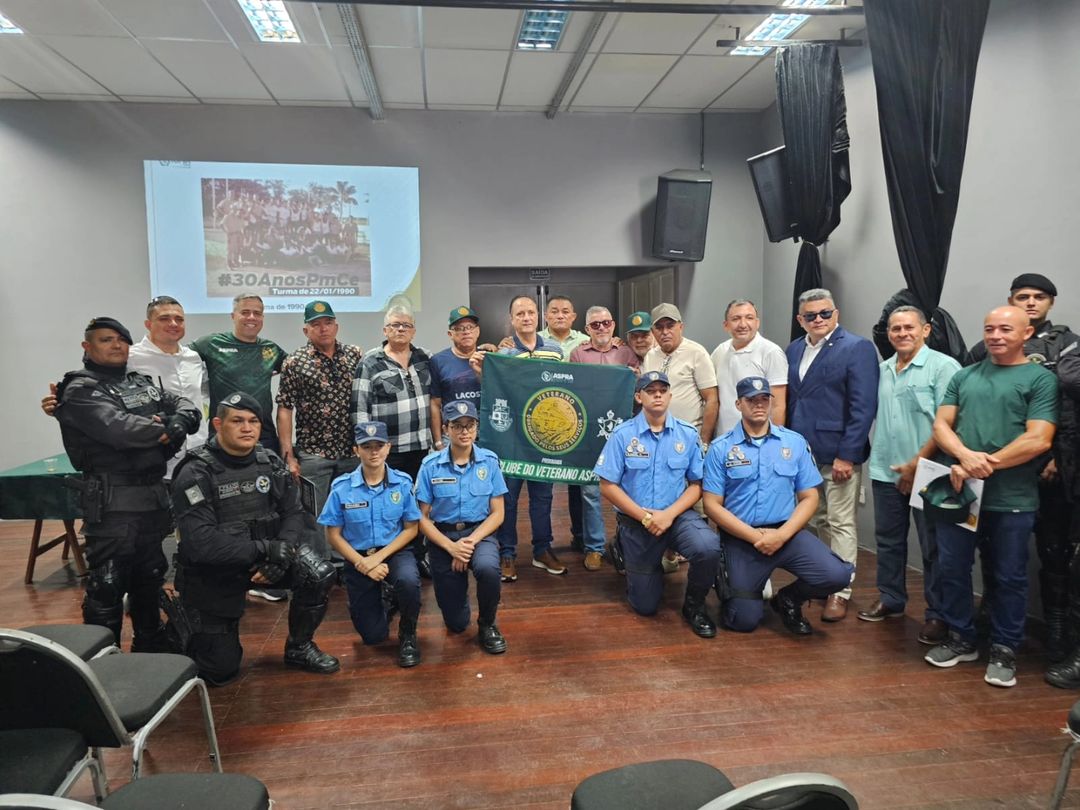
651,169,712,262
747,146,797,243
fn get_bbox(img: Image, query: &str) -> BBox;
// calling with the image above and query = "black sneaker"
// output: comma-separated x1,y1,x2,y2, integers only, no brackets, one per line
284,641,340,674
398,633,421,668
984,643,1017,688
479,622,507,655
924,635,979,668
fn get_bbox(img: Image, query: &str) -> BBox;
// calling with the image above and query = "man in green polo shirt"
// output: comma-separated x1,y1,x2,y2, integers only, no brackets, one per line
858,306,960,645
926,306,1058,688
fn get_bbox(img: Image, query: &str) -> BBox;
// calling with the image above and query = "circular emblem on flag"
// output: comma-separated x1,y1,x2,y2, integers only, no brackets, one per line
314,302,327,313
366,425,377,436
523,387,586,455
147,387,161,401
457,307,469,316
456,402,468,415
226,393,242,405
255,475,271,494
753,379,763,391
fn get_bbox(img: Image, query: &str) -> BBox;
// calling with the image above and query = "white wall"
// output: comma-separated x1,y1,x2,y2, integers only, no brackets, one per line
0,102,764,467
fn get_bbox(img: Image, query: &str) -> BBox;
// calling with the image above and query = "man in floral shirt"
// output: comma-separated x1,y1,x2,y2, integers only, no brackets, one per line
276,300,364,558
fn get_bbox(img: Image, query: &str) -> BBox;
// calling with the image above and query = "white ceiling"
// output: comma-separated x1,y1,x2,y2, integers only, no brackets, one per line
0,0,865,113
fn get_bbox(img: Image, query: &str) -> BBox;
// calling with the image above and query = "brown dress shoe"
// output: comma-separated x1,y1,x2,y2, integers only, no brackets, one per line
821,594,849,622
583,551,603,571
857,600,903,622
917,618,948,645
500,558,517,582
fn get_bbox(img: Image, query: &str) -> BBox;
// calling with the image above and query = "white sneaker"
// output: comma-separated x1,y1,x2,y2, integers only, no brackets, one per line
248,588,287,602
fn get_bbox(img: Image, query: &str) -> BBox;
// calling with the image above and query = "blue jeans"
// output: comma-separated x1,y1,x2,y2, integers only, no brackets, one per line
872,480,943,621
936,510,1035,650
497,478,553,559
579,484,606,553
722,529,853,633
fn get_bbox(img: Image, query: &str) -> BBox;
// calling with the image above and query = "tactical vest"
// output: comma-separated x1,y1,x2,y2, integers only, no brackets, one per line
57,369,168,475
183,446,282,537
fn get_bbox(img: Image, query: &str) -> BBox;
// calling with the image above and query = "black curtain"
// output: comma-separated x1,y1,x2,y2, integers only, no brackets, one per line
775,44,851,341
864,0,989,360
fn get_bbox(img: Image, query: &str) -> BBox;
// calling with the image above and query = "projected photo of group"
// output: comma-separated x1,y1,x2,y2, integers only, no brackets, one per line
145,161,420,315
202,177,371,298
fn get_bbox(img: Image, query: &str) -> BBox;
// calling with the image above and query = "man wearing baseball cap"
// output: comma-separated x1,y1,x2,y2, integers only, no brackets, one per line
594,371,721,638
429,306,497,452
319,420,424,668
417,400,510,654
55,316,201,651
625,311,655,364
703,376,853,635
276,300,365,560
169,391,339,683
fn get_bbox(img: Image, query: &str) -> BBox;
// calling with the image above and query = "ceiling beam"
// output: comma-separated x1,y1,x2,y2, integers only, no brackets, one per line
545,11,606,119
338,3,386,120
717,38,863,47
297,1,863,16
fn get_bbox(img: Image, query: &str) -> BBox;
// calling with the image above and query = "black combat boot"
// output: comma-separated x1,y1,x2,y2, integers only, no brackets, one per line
478,616,507,654
1042,571,1071,662
284,600,340,674
770,584,812,636
1046,644,1080,689
681,585,717,638
397,613,421,668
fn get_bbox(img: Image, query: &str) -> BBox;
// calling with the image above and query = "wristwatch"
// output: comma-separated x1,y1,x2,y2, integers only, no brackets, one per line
641,511,653,527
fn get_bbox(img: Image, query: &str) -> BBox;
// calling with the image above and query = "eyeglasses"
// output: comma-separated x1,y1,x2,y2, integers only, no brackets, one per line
448,421,478,432
587,319,613,330
386,322,415,331
800,309,835,322
451,323,478,334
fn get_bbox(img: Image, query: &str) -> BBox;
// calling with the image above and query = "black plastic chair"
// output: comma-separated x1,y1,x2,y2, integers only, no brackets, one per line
571,759,858,810
20,625,118,661
0,773,270,809
0,729,104,801
1049,699,1080,810
0,628,221,781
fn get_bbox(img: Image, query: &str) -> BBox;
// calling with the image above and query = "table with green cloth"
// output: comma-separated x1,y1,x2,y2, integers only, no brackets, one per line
0,453,86,583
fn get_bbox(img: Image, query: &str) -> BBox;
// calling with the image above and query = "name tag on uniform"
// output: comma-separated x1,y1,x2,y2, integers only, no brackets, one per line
432,477,458,484
625,437,650,458
344,502,369,510
218,481,241,500
724,446,751,468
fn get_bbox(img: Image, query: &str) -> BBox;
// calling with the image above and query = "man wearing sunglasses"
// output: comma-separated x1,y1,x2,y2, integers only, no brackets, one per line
569,306,641,571
785,288,879,622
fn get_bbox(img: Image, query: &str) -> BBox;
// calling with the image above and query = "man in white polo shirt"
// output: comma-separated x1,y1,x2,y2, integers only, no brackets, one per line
711,299,788,436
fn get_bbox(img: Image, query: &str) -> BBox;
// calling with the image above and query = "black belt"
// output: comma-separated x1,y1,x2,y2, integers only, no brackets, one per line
435,521,480,533
88,472,163,486
358,547,387,557
753,522,785,530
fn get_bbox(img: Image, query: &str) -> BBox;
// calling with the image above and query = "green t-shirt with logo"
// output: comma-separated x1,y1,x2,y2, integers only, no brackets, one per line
940,359,1058,512
190,332,285,433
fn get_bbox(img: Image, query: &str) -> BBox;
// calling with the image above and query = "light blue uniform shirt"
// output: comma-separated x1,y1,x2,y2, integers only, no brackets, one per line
867,345,960,483
318,465,421,551
703,422,822,527
593,411,704,511
415,446,509,523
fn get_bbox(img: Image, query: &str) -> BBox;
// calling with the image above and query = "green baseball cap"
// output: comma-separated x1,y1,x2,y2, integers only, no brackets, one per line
304,300,336,323
449,305,479,326
626,311,652,333
920,474,977,524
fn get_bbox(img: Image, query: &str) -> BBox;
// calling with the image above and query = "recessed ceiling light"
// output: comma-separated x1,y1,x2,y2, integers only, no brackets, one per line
517,7,570,51
0,10,23,34
237,0,300,43
730,0,831,56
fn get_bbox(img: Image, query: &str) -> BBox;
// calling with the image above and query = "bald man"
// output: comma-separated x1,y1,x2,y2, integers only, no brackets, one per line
926,306,1058,688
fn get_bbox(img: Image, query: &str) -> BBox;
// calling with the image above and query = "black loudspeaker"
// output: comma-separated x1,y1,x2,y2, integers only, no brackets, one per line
652,169,712,262
747,145,797,242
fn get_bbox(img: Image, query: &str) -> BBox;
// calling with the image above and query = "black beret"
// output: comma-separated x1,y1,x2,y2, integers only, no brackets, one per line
85,316,133,345
219,391,263,422
1010,273,1057,296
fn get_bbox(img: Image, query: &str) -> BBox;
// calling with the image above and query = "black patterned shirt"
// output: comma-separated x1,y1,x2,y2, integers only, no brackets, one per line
277,341,364,460
350,343,433,454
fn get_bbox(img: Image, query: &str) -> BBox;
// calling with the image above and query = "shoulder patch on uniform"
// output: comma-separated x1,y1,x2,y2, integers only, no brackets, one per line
185,485,205,506
781,447,792,459
391,491,402,503
477,466,488,480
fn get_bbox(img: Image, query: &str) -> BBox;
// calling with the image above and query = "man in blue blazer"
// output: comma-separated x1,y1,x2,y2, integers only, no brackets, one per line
786,288,879,622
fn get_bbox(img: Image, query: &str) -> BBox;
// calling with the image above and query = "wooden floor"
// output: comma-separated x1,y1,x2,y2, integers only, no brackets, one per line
4,497,1080,809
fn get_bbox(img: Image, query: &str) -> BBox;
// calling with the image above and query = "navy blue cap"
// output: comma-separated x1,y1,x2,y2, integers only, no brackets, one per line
736,376,773,399
442,400,478,422
636,371,670,392
85,316,133,345
220,391,263,422
354,421,390,445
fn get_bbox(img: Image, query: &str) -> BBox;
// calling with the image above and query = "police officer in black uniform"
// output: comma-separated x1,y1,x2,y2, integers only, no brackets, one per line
168,392,339,685
55,316,200,650
966,275,1080,671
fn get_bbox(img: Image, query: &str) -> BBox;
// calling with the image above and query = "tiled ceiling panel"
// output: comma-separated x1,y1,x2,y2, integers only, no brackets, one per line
142,39,271,101
603,12,715,55
642,55,755,110
0,37,111,95
425,48,509,107
570,53,678,109
39,36,192,98
500,51,574,108
421,8,520,50
96,0,229,42
0,0,127,37
239,43,350,102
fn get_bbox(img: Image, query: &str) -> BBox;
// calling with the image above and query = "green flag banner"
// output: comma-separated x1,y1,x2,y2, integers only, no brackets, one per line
479,353,636,483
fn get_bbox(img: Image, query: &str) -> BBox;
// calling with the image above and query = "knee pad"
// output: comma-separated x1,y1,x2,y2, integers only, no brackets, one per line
85,560,127,609
291,544,337,602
